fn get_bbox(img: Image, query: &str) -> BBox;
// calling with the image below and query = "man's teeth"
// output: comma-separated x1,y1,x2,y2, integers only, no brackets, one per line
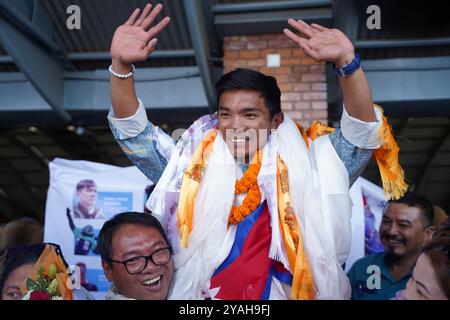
142,276,161,286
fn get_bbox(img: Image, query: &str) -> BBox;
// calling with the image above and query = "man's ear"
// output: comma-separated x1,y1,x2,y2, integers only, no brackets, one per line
424,226,436,244
271,112,284,129
101,260,113,281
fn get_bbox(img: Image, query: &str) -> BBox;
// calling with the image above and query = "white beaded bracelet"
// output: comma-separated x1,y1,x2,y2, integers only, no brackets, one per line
108,64,136,79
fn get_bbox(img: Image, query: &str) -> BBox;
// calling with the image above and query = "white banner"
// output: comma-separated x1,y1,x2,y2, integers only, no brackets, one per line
346,177,386,272
43,158,152,299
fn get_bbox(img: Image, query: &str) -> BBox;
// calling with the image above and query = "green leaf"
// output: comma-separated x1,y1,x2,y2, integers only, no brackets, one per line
26,278,36,290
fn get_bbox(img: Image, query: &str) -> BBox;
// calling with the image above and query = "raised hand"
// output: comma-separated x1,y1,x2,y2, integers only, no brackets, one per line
284,19,355,68
110,3,170,65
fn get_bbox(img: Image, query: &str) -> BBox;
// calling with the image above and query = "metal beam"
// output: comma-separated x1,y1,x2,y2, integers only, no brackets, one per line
0,0,71,123
0,67,209,126
5,132,50,170
183,0,217,111
214,5,332,37
356,37,450,49
0,50,196,65
214,0,332,14
362,56,450,116
328,0,359,123
417,126,450,193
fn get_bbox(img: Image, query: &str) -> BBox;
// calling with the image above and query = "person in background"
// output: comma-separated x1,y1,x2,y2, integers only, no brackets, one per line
347,192,435,300
0,217,43,251
0,244,95,300
398,222,449,300
432,205,448,229
0,246,39,300
98,212,174,300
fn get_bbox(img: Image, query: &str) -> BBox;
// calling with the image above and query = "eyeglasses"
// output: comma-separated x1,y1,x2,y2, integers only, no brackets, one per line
107,247,172,275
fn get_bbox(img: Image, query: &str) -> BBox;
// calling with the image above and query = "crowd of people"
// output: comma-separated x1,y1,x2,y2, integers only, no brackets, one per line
0,3,449,301
0,198,448,300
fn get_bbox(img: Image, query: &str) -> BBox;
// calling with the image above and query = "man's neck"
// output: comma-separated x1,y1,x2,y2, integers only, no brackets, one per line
385,252,419,281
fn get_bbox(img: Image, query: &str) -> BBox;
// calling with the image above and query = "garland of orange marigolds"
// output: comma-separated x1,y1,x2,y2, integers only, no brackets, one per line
228,150,262,224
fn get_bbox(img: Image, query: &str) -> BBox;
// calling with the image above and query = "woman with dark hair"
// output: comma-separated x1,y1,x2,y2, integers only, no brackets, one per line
0,245,41,300
0,243,95,300
402,223,450,300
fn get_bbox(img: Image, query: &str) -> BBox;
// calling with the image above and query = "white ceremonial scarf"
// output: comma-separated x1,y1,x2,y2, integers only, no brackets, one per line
148,114,352,300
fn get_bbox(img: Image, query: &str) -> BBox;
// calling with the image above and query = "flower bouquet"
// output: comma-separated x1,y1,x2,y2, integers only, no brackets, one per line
21,244,73,300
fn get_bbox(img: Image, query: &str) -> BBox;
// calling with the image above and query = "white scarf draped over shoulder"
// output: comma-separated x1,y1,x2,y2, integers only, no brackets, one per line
148,114,352,299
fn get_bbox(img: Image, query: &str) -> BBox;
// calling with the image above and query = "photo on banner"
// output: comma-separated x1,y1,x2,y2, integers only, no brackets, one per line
44,158,152,299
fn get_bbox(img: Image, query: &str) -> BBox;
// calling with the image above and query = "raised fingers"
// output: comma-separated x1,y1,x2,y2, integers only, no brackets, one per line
311,23,329,32
141,3,164,30
145,16,171,42
124,8,140,26
283,28,312,51
287,19,316,39
135,3,153,27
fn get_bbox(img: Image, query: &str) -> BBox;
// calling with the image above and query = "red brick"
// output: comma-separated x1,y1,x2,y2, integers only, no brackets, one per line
224,59,248,69
292,66,309,74
301,73,326,82
259,49,277,58
247,40,268,50
279,83,294,92
268,39,296,49
282,58,301,66
225,41,247,50
259,67,276,76
275,74,292,83
248,59,266,67
292,49,306,57
303,110,328,119
224,50,239,59
301,57,320,65
281,102,294,111
279,48,292,58
294,102,311,110
303,92,327,101
239,50,259,59
293,83,310,92
311,82,327,91
312,101,328,110
281,92,302,102
274,66,292,75
285,111,303,121
241,35,261,41
310,64,326,73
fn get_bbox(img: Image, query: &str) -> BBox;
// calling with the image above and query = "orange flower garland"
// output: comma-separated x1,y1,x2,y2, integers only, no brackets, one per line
228,150,262,224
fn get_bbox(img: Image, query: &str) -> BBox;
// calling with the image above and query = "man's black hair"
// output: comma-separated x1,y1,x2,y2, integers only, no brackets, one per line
215,68,282,118
97,212,169,263
386,192,434,227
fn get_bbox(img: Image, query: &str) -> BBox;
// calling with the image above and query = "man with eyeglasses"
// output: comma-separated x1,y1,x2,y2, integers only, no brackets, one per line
98,212,174,300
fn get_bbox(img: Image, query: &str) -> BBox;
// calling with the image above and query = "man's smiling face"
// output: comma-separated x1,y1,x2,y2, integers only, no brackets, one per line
217,89,283,162
102,223,174,300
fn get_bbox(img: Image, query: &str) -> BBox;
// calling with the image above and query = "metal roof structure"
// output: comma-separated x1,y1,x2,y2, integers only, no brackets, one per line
0,0,449,223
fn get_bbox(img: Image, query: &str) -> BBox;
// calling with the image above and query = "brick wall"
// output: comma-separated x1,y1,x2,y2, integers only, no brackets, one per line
223,34,328,128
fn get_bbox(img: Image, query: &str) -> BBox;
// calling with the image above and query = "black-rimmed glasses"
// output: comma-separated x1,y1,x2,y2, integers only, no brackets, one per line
107,247,172,275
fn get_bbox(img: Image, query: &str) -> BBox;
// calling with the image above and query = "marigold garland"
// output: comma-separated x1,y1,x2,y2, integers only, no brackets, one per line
228,150,262,224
